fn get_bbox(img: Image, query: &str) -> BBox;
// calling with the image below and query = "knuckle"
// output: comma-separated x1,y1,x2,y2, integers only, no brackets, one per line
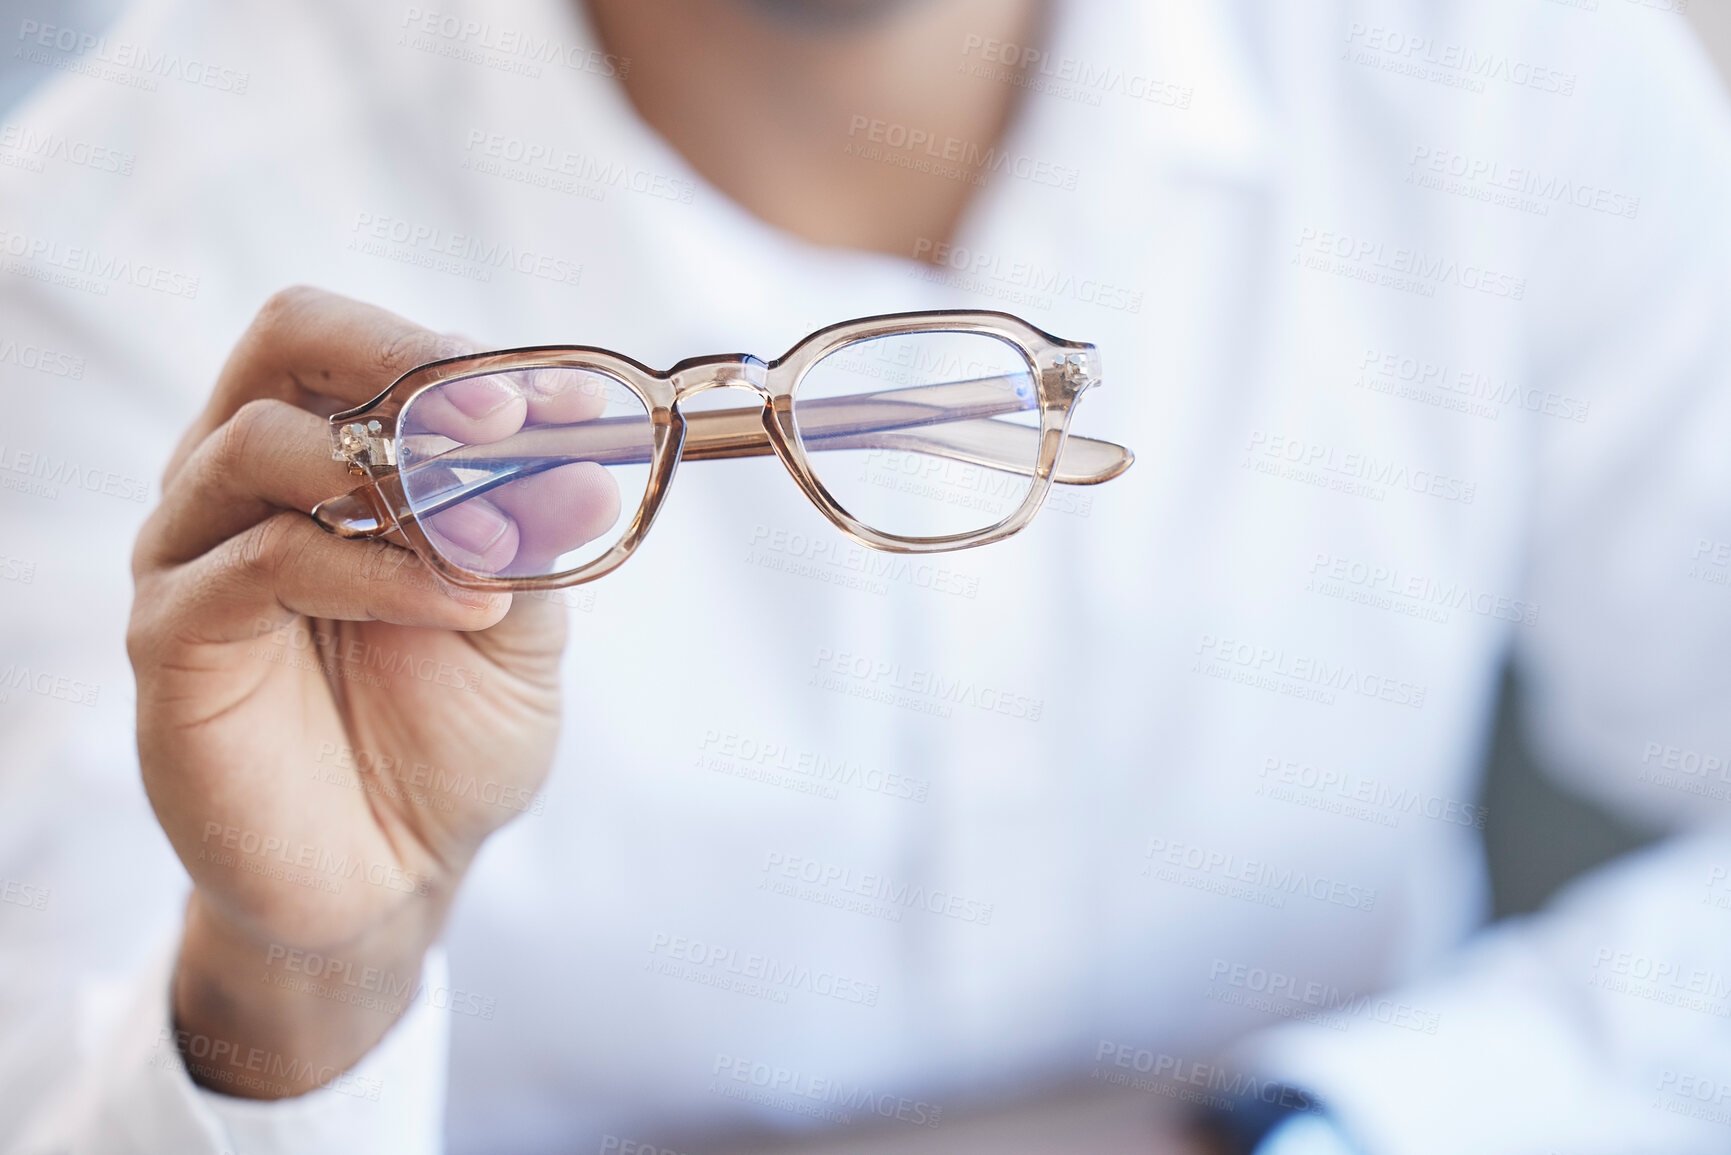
371,327,448,387
231,511,302,584
130,513,163,579
252,284,323,340
213,398,276,467
124,586,161,668
357,540,411,587
357,543,439,611
203,398,295,489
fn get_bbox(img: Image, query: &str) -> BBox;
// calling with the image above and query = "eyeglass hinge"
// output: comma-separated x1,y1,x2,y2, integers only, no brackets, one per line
1049,350,1100,394
333,419,396,469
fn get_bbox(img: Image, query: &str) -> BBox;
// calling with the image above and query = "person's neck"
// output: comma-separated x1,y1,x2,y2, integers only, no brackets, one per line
584,0,1046,261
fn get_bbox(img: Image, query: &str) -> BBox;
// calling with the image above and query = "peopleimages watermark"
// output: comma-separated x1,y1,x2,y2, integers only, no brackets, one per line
599,1139,694,1155
845,114,1080,190
1343,23,1577,97
759,850,995,926
1354,345,1589,424
1206,957,1441,1035
0,123,135,177
1293,227,1525,301
1705,865,1731,913
852,448,1025,525
956,35,1192,111
0,877,50,911
312,741,544,817
461,129,694,205
0,334,85,380
1655,1069,1731,1130
0,662,99,708
0,442,148,503
710,1053,942,1129
398,8,628,80
197,821,434,897
747,523,980,600
249,616,484,695
0,554,37,584
1306,551,1539,629
152,1028,381,1101
1407,145,1639,220
809,645,1044,722
853,447,1096,520
1257,756,1487,831
910,237,1144,314
646,931,881,1008
15,19,251,95
1636,739,1731,804
347,211,582,287
1588,946,1731,1017
1143,836,1379,913
1092,1042,1327,1116
697,728,929,804
0,226,200,299
1243,429,1477,506
1691,538,1731,593
263,942,496,1020
1193,631,1428,710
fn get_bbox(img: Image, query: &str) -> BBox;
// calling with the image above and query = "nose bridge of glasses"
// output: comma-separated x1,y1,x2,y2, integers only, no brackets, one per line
667,353,770,401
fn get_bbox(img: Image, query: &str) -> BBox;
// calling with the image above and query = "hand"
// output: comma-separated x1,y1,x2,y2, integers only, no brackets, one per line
128,287,592,1097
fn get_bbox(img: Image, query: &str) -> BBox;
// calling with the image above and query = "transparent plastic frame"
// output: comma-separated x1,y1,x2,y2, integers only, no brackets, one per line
311,309,1133,591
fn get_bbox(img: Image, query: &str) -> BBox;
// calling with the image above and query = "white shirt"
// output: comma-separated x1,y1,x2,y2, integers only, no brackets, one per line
2,0,1730,1152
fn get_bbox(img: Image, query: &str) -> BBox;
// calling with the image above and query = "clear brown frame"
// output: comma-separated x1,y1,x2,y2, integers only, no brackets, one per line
311,309,1133,591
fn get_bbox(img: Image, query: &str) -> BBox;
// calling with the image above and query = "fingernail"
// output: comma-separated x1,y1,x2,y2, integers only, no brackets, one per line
445,375,518,419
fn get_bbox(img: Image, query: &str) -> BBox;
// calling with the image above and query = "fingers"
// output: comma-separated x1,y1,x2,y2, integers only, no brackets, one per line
136,512,508,649
166,287,476,486
486,462,623,574
421,496,523,575
397,367,610,448
520,367,612,426
419,464,623,577
148,287,632,600
143,357,625,590
399,367,626,577
139,399,361,570
402,374,528,445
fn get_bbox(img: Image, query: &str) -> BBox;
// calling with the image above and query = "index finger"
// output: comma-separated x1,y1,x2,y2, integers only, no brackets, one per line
164,285,475,486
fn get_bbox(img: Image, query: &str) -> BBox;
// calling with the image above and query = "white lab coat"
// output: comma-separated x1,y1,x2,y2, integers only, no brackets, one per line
1,0,1729,1152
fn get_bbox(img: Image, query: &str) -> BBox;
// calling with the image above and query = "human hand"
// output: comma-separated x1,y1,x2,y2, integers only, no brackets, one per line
128,287,600,1096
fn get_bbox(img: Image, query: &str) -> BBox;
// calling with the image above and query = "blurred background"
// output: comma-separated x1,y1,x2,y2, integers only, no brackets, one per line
3,0,1727,921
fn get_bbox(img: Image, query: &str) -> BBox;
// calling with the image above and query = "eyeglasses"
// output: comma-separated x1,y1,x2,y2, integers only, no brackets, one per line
311,309,1133,590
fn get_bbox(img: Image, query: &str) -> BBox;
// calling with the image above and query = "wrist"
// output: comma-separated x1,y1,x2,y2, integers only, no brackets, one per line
172,889,446,1099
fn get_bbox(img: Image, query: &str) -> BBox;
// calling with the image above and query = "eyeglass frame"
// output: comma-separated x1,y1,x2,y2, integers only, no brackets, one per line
311,309,1133,591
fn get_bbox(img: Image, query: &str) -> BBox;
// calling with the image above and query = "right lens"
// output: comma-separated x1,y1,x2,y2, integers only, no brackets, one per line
395,367,654,579
792,331,1041,538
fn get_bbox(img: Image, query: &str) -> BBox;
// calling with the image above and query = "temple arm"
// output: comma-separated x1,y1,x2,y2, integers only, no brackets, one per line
314,376,1132,537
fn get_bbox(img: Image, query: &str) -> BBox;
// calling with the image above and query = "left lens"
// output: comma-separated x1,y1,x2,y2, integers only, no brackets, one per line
396,367,655,579
791,331,1040,538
